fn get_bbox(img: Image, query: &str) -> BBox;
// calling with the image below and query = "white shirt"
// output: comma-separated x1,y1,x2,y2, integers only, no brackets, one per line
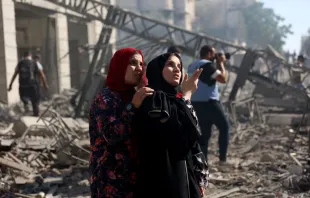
36,61,43,71
15,58,43,72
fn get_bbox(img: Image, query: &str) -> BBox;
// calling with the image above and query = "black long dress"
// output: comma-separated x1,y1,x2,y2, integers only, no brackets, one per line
133,53,208,198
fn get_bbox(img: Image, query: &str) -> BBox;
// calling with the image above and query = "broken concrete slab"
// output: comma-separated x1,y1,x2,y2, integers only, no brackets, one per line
0,139,15,147
260,153,275,163
257,97,304,109
13,116,81,137
75,118,89,132
43,177,63,185
0,157,33,173
13,116,52,137
264,113,310,126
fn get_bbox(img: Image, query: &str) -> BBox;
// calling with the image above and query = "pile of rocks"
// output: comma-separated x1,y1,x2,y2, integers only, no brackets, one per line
206,123,310,198
2,88,310,198
0,89,91,198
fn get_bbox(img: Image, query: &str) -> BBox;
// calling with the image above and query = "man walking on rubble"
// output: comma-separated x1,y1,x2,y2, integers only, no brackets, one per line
8,51,49,116
188,45,230,165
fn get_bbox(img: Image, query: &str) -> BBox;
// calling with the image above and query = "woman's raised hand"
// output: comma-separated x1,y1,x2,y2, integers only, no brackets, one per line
182,68,203,100
132,87,154,108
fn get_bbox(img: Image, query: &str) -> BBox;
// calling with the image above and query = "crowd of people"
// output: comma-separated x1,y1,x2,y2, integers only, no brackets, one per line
88,45,231,198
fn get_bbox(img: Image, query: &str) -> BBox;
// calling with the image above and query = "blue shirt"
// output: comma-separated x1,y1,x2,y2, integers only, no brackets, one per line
187,59,219,102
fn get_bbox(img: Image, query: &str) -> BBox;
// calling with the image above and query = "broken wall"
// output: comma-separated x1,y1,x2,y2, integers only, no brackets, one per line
68,20,89,89
0,1,19,104
15,11,59,96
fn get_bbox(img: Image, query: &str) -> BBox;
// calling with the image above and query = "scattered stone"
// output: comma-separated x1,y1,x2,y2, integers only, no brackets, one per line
260,153,275,163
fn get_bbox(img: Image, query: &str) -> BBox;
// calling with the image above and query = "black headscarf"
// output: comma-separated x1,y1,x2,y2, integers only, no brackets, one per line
139,53,201,158
133,53,203,198
146,53,182,95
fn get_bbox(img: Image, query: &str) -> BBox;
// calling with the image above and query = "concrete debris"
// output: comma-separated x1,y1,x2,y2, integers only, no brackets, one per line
206,123,310,197
0,89,90,197
1,89,310,197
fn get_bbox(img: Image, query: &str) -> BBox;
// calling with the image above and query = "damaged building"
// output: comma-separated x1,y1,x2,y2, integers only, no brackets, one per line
0,0,116,105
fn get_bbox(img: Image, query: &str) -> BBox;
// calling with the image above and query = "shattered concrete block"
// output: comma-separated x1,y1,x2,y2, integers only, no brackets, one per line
260,153,274,163
0,139,15,147
75,118,89,132
56,152,74,166
287,165,303,175
43,177,63,185
13,116,52,137
78,179,89,186
264,113,310,126
258,97,302,109
13,116,81,137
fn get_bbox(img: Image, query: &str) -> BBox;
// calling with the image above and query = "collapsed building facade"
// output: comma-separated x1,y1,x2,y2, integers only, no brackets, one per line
0,0,195,105
1,0,310,197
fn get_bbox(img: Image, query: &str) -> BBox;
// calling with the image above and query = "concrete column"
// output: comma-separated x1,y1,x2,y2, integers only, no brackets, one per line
173,0,195,30
55,13,70,92
138,0,174,24
109,0,117,54
0,0,19,104
87,21,103,47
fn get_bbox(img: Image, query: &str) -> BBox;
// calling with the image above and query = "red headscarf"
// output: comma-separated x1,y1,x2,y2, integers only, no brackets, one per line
106,48,148,102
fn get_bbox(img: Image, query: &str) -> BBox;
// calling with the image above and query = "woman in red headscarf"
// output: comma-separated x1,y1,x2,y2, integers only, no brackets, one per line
89,48,153,198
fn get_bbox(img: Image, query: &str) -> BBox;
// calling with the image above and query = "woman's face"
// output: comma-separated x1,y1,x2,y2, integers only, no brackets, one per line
162,55,182,86
124,53,143,85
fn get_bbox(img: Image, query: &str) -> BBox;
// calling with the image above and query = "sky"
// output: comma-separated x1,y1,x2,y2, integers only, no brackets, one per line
259,0,310,53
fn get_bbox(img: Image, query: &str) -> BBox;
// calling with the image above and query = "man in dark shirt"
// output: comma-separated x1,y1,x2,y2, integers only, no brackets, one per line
8,51,48,116
188,45,230,164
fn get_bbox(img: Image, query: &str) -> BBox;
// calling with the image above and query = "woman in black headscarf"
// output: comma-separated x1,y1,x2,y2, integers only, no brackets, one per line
133,53,209,198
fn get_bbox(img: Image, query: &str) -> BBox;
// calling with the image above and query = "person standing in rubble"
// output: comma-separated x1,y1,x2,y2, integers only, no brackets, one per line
188,45,230,165
8,51,48,116
133,53,208,198
88,48,153,198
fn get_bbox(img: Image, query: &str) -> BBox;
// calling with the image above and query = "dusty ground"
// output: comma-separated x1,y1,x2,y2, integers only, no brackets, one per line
6,124,308,198
205,124,310,198
18,124,310,198
1,89,310,198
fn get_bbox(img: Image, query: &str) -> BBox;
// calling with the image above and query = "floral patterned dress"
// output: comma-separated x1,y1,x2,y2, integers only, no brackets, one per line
89,88,137,198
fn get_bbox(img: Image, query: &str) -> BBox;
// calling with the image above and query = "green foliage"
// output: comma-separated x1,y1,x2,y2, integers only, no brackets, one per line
241,2,293,51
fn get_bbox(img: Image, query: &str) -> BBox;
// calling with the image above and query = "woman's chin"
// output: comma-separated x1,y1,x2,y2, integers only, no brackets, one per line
169,80,180,87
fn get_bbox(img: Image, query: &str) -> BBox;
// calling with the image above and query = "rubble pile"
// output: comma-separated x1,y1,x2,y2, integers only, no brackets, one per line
39,89,78,118
206,123,310,198
1,90,310,197
0,89,91,198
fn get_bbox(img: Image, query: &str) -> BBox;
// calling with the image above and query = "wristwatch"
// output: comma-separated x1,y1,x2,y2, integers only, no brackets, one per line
181,97,191,105
126,103,136,113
